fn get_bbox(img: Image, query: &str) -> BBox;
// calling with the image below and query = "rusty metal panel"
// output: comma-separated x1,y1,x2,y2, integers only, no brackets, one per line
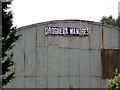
101,49,120,79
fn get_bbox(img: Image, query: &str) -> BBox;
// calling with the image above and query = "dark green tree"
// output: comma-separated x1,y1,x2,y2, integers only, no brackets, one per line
2,2,20,86
100,15,120,28
116,16,120,28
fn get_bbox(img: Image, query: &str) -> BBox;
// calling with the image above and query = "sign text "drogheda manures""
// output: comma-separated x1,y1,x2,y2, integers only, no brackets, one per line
45,26,90,36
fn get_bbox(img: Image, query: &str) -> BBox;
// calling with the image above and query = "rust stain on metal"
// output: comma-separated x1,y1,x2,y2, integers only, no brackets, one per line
101,49,120,79
69,36,75,42
102,27,104,49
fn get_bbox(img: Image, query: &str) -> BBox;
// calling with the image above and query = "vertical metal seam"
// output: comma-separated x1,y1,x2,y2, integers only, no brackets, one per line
99,49,102,88
0,2,2,88
58,47,61,88
69,48,70,87
35,25,37,88
89,49,91,88
109,28,110,48
79,48,80,88
118,29,120,49
102,25,104,49
89,24,91,88
47,38,48,88
23,29,25,88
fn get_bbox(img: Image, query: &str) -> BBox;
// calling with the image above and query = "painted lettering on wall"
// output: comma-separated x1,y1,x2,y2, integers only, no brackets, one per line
45,26,90,36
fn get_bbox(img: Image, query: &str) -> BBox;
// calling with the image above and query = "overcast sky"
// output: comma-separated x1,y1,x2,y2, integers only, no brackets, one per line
11,0,120,27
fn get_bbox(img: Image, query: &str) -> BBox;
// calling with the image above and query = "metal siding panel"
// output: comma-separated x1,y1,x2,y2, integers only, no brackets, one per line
13,46,24,77
69,37,81,49
67,37,90,49
70,49,79,76
79,50,90,76
48,77,58,88
109,28,118,49
79,77,91,88
37,25,48,47
79,37,89,49
90,77,102,88
36,77,47,88
48,46,60,76
59,48,69,76
59,36,89,49
103,27,110,49
24,27,37,76
90,50,101,76
70,77,79,88
90,25,102,49
59,21,90,49
37,47,48,77
59,77,70,88
58,36,70,48
47,36,59,46
12,77,24,88
24,77,36,88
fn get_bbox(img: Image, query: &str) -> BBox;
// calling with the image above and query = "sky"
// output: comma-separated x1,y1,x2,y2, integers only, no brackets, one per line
11,0,120,27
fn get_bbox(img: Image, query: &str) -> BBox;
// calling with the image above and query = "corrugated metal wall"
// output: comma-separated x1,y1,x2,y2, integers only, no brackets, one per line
5,20,120,88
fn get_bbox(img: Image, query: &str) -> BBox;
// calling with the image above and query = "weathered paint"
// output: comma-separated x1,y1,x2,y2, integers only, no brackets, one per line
101,49,120,79
6,20,120,88
102,26,104,49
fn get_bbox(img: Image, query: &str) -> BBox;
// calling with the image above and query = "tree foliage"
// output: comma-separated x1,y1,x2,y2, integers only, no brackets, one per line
2,2,20,86
109,69,120,89
100,15,120,28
